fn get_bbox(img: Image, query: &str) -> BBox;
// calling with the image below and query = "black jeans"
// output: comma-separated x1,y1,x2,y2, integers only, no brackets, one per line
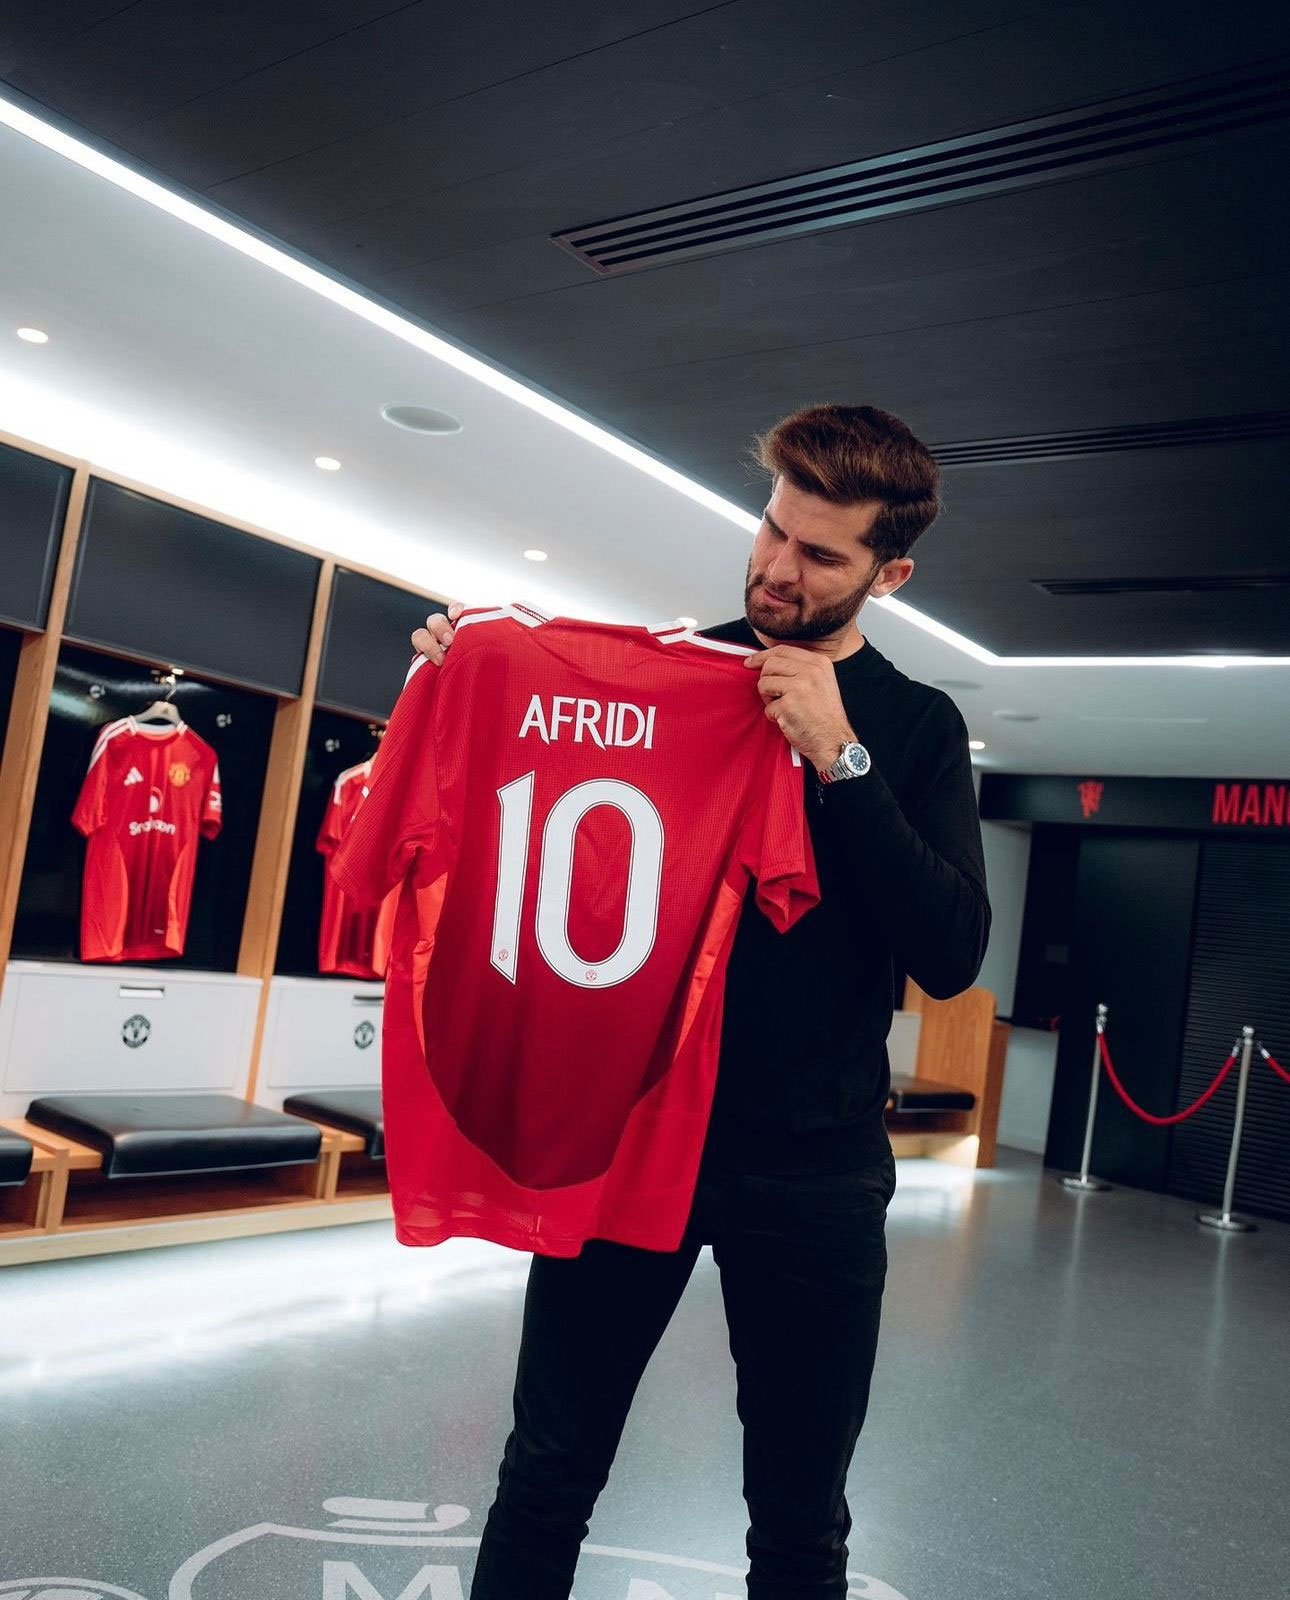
469,1149,897,1600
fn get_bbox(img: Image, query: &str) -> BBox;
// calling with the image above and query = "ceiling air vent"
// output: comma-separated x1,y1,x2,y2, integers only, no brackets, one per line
1033,576,1290,598
553,62,1290,275
933,411,1290,467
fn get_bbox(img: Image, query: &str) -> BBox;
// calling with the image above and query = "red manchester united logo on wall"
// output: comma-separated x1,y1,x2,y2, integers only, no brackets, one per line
1077,780,1104,818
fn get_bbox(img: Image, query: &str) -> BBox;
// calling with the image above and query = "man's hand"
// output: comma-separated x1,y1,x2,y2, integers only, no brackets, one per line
411,602,464,666
743,645,856,770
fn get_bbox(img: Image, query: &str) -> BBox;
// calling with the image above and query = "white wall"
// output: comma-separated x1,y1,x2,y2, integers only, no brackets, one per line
971,778,1058,1155
997,1027,1060,1155
977,819,1031,1016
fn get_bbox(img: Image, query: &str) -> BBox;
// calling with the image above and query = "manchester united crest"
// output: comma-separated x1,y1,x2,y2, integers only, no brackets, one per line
169,762,192,787
1,1495,914,1598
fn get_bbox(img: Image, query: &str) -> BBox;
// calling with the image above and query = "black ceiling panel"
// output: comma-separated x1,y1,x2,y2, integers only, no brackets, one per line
415,132,1287,408
912,439,1290,656
3,0,1289,658
551,64,1290,275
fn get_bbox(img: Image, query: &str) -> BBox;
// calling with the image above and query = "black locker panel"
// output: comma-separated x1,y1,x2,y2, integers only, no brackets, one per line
66,480,320,696
1169,839,1290,1222
316,567,446,721
0,440,72,630
1046,834,1200,1189
0,625,22,754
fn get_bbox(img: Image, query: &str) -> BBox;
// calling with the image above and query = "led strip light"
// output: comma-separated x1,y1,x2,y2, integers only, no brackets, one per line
2,93,1285,671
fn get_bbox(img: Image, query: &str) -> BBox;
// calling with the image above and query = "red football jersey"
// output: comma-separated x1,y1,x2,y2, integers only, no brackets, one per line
72,718,222,963
316,759,396,979
332,605,820,1257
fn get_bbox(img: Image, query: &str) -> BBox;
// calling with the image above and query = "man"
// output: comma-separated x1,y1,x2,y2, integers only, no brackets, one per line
409,404,991,1600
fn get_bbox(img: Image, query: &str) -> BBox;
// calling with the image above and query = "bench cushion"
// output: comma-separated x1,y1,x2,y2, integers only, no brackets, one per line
888,1073,976,1113
283,1089,384,1160
0,1128,35,1187
25,1093,322,1179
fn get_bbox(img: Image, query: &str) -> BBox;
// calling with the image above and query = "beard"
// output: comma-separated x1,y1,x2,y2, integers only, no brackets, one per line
743,560,879,641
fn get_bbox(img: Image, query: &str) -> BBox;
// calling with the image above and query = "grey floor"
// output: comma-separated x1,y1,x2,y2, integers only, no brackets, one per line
2,1149,1285,1600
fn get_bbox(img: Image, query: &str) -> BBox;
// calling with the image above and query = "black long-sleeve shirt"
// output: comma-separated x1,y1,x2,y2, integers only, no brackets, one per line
696,617,992,1176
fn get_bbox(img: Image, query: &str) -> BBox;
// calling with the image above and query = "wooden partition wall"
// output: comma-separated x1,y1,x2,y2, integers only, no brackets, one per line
0,427,451,1100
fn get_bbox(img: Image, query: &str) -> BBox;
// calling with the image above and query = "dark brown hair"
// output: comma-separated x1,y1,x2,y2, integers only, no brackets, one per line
754,404,941,565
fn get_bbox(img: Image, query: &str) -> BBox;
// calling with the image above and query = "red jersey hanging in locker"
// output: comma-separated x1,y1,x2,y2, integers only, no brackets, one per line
72,718,222,963
332,605,820,1258
316,758,396,979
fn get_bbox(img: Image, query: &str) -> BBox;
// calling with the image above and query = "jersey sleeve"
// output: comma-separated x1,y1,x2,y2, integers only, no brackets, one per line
331,656,442,905
316,777,345,857
71,726,115,836
746,744,820,933
201,761,223,840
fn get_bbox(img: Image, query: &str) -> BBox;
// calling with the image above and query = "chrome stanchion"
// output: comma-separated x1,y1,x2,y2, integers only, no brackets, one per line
1198,1027,1257,1234
1061,1003,1111,1192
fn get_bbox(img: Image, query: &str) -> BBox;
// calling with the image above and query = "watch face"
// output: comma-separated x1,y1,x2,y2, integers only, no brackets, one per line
845,743,871,776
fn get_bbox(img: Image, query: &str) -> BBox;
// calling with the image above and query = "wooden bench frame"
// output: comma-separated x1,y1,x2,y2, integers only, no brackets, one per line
886,982,1009,1168
0,1117,67,1237
0,1113,391,1266
305,1116,389,1201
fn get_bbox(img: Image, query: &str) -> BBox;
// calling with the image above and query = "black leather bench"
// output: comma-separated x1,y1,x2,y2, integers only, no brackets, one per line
283,1089,384,1161
888,1073,976,1113
0,1126,35,1186
25,1093,322,1179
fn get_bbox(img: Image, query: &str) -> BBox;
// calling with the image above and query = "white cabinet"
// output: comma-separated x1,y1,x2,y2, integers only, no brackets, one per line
0,960,261,1116
887,1010,922,1077
258,976,383,1105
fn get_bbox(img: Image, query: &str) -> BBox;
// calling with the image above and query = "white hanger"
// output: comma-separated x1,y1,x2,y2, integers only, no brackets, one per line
136,669,184,726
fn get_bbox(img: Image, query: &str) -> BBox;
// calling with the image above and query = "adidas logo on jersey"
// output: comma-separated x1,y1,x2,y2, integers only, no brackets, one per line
519,694,657,750
123,766,144,786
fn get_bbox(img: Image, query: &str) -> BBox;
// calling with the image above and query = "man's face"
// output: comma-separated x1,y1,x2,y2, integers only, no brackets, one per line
744,478,900,643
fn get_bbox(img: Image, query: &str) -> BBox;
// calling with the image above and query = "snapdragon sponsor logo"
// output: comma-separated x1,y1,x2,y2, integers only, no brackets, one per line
128,818,177,837
1,1500,912,1600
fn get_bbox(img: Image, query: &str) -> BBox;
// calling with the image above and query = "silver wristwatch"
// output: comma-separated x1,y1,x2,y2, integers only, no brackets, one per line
817,741,871,785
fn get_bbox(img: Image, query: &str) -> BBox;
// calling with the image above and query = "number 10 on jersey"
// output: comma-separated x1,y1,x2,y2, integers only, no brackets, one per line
491,773,664,990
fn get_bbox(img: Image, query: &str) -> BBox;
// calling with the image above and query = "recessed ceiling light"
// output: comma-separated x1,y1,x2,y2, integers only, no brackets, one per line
381,403,463,435
16,326,48,343
523,549,548,562
968,739,987,751
676,616,698,628
315,456,342,471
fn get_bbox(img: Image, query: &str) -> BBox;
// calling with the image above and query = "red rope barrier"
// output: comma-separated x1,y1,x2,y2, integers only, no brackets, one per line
1097,1034,1238,1127
1261,1046,1290,1085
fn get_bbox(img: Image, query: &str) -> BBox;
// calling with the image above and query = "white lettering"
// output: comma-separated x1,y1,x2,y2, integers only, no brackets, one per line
615,703,646,747
322,1559,464,1599
550,696,577,739
574,698,606,748
516,696,658,749
518,694,550,743
128,818,177,837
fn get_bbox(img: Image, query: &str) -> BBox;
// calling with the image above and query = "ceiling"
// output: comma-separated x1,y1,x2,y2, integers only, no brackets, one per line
1,0,1289,776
